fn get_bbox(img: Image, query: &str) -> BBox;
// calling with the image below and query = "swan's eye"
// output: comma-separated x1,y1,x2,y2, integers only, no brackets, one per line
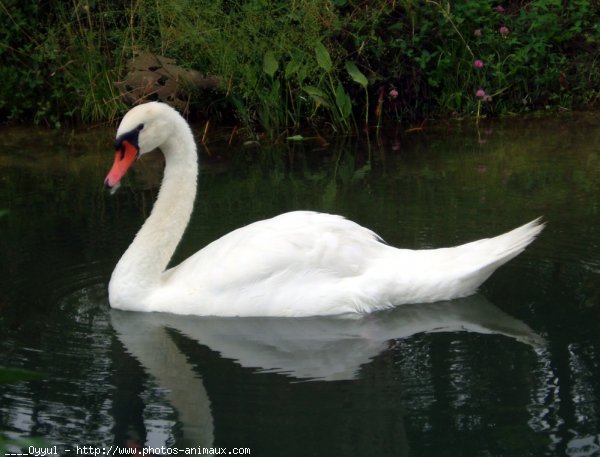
114,127,142,153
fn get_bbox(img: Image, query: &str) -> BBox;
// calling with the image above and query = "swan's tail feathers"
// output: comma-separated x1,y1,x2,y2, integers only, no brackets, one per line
477,217,544,265
452,217,545,296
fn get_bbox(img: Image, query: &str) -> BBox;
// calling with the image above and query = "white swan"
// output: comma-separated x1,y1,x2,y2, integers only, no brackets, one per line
105,102,544,317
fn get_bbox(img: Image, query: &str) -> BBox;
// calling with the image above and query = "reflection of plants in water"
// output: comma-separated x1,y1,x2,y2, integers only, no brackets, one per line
204,137,375,215
0,368,46,455
0,435,47,456
0,367,43,385
2,119,598,274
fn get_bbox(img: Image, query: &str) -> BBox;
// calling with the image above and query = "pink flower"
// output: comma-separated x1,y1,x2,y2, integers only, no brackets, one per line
499,26,510,36
474,29,482,37
473,59,484,69
495,5,505,12
389,89,399,99
476,88,486,98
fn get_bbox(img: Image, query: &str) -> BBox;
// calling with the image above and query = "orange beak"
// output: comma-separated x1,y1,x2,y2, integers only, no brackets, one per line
105,140,139,189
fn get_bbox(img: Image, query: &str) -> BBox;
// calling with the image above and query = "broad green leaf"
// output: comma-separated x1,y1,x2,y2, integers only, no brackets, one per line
314,42,332,72
296,65,308,83
345,61,368,88
335,83,352,119
303,86,331,107
285,58,300,78
286,135,306,141
303,86,327,98
263,51,278,78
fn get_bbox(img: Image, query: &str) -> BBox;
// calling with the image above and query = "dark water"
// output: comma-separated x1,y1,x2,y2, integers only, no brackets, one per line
1,115,599,456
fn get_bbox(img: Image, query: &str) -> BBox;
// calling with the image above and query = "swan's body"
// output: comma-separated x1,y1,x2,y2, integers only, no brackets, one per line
105,102,544,317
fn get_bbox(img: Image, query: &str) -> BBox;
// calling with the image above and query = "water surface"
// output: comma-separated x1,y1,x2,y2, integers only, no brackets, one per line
1,115,599,456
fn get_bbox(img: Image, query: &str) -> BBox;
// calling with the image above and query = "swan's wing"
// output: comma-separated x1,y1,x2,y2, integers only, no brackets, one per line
159,211,388,315
170,211,384,279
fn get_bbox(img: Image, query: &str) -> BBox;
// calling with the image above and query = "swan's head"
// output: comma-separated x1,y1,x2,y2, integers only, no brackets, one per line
104,102,181,191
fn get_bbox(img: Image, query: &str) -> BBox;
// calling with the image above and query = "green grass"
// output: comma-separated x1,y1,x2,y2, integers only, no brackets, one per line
1,0,599,135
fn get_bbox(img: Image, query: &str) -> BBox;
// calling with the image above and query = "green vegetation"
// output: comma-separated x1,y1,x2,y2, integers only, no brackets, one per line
1,0,599,134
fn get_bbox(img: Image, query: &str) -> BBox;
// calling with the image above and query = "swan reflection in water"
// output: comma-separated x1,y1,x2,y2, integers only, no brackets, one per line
110,294,543,448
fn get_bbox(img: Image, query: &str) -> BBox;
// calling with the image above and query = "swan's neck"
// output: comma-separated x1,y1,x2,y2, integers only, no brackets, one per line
110,124,197,306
